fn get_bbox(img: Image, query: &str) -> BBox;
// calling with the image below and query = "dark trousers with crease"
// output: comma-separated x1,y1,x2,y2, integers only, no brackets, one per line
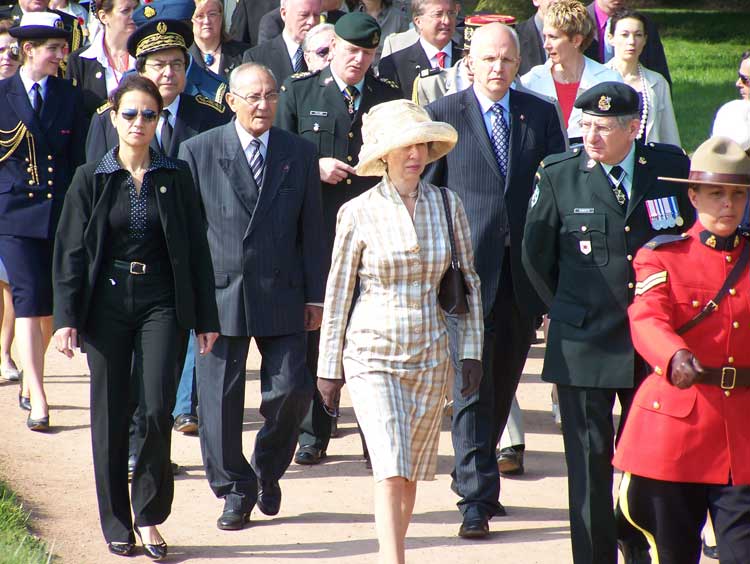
297,329,332,450
196,332,312,512
448,253,535,519
85,266,185,544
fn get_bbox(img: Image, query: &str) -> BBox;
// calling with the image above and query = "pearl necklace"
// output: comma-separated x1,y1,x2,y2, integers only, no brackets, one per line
637,64,649,141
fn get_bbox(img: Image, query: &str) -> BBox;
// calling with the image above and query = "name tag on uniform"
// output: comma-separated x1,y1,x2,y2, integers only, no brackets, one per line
310,110,328,116
645,197,684,230
573,208,595,214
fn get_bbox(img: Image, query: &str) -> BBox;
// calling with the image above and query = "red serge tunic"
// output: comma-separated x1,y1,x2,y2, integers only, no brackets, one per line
613,222,750,484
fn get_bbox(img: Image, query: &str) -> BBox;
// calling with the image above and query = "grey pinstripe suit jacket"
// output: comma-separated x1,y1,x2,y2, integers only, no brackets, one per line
178,122,326,337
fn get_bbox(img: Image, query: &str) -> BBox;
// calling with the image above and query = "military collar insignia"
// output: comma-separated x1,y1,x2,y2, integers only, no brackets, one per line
700,230,740,251
587,159,596,169
638,156,647,165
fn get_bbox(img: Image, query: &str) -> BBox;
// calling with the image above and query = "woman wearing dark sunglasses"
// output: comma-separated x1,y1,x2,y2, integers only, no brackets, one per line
302,22,335,72
52,74,219,559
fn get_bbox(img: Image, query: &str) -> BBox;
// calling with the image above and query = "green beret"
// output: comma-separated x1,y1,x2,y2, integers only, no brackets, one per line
574,81,640,117
334,12,381,49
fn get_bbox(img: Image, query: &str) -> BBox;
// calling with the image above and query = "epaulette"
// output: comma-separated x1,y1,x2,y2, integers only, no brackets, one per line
214,82,227,104
379,76,400,90
540,146,581,168
195,94,225,113
96,101,113,115
646,141,687,156
290,70,317,81
419,66,441,78
643,232,690,250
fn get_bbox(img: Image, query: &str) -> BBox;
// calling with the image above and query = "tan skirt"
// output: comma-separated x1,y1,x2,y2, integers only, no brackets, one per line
347,358,449,482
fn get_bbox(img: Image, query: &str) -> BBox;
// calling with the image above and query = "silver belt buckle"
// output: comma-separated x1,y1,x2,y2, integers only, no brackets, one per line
129,261,146,275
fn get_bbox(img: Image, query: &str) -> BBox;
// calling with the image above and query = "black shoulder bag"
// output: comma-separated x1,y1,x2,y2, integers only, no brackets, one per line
438,187,470,314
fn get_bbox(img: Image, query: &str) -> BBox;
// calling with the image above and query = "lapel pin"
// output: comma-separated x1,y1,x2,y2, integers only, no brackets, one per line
587,159,596,169
283,164,290,172
638,156,647,165
313,123,320,132
95,71,103,79
520,114,525,121
324,77,333,85
159,186,167,194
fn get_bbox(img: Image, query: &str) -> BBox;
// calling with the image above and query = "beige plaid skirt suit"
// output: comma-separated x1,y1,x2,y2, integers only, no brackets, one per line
318,177,484,481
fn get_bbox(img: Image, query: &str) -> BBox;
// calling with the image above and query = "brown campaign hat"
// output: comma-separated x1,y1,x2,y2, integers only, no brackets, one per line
659,137,750,188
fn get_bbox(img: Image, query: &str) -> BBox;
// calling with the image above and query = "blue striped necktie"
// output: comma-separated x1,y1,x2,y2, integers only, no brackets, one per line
249,138,264,187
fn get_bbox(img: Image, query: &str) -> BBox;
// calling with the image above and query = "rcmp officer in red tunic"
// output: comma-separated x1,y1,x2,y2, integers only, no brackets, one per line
614,137,750,564
522,81,693,564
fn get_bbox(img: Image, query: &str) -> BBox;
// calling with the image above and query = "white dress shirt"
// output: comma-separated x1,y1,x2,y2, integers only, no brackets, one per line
19,67,48,109
600,142,636,199
156,95,180,148
419,37,451,69
234,119,270,171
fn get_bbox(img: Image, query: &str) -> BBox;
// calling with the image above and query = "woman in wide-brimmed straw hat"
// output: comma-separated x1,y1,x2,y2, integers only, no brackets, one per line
317,99,484,563
613,137,750,564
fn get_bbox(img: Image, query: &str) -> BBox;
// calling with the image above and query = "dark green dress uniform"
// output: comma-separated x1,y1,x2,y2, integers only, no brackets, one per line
521,82,693,564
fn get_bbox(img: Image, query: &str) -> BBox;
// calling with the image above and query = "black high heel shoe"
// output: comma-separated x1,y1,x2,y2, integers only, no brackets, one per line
134,525,168,561
26,413,49,431
18,393,31,411
107,541,135,557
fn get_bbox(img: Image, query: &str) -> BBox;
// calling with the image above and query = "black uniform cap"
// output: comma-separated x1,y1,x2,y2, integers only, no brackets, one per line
574,81,640,117
127,18,193,58
334,12,381,49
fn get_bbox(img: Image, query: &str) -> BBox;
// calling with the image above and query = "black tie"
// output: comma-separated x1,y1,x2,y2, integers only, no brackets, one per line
343,85,359,117
608,165,628,206
32,83,43,117
160,109,172,155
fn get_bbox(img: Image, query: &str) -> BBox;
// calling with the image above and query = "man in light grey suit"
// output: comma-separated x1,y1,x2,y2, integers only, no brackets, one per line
178,62,326,531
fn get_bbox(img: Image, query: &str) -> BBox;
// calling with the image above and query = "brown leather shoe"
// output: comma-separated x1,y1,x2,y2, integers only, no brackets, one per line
497,446,524,476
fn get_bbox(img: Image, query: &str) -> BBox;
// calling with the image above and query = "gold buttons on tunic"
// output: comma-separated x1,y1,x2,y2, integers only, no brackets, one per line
46,193,52,199
726,256,733,263
346,179,352,185
28,180,34,185
47,180,53,186
729,288,737,296
627,255,633,261
581,225,588,232
733,321,740,329
624,226,631,232
47,155,53,161
27,192,33,198
26,167,32,173
652,401,660,409
725,390,732,397
159,186,167,194
628,282,634,289
347,156,353,162
655,366,663,375
692,300,700,308
47,167,53,173
348,132,354,139
728,357,735,364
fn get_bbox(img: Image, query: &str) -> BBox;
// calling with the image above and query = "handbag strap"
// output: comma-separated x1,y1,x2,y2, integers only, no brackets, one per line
676,240,750,335
439,187,460,269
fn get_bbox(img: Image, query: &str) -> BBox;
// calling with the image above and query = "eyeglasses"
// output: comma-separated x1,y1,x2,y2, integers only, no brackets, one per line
579,121,620,136
120,108,159,122
738,71,750,86
310,46,330,58
0,45,19,60
423,9,457,20
234,91,280,106
193,11,221,21
144,60,186,73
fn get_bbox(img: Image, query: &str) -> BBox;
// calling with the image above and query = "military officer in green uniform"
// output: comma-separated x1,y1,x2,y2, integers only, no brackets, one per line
275,12,401,467
522,82,693,564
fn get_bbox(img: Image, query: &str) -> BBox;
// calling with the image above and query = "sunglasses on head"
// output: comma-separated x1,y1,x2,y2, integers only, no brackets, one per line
739,72,750,87
120,108,159,122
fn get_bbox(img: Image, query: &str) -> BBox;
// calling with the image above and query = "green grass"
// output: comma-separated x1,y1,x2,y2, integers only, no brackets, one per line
0,482,53,564
645,9,748,154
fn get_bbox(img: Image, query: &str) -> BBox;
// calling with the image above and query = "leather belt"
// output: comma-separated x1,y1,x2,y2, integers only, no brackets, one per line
700,367,750,390
112,259,164,275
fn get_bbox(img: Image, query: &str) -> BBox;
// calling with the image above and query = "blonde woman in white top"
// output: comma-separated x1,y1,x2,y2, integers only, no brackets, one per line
317,99,483,564
605,9,680,146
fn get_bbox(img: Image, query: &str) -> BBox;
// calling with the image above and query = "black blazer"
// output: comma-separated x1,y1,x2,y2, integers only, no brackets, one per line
257,8,346,45
229,0,279,46
178,123,326,337
66,49,109,118
516,16,546,76
0,73,87,239
378,39,460,99
52,158,220,334
85,92,231,163
242,34,305,87
189,39,249,79
424,87,567,316
584,2,672,87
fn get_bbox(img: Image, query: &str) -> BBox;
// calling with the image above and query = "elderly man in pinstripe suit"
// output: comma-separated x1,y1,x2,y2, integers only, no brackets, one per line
177,62,326,531
423,22,566,538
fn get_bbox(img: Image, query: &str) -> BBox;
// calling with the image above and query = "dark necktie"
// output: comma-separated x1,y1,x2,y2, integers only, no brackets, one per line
160,109,172,155
490,103,509,178
293,46,304,73
32,83,43,117
608,165,628,206
343,85,359,117
436,51,447,69
248,138,264,188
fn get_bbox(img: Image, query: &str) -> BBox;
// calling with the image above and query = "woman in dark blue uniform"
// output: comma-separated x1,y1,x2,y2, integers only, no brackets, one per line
0,12,87,430
52,71,219,558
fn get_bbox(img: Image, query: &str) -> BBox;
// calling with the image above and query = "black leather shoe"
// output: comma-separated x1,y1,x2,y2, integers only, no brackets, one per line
703,539,719,560
173,413,198,434
134,526,167,561
217,509,251,530
618,540,652,564
107,541,135,557
497,446,525,476
458,515,490,539
257,480,281,516
171,461,182,476
18,394,31,411
26,414,49,431
294,445,326,465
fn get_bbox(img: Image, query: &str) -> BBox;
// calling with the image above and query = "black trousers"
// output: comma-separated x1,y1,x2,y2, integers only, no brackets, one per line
85,267,184,544
196,332,312,512
449,254,534,519
557,384,645,564
620,473,750,564
297,329,332,450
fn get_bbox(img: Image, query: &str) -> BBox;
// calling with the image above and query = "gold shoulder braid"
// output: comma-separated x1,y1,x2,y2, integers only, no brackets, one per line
26,130,39,185
196,93,225,113
96,101,113,114
0,121,28,164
